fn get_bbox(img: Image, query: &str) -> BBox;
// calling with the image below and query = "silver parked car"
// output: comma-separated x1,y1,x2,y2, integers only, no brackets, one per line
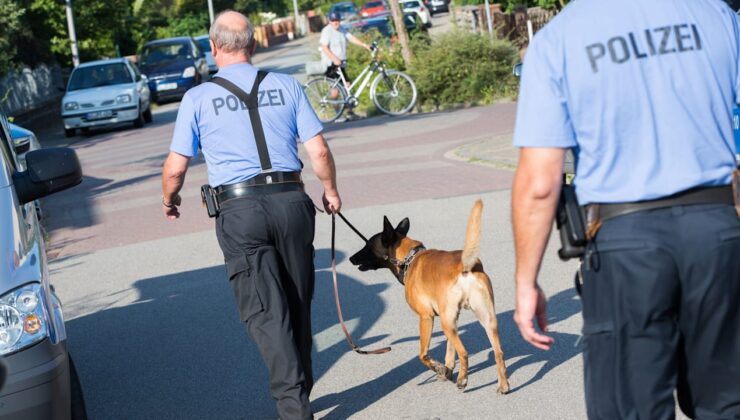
0,114,86,418
61,58,152,138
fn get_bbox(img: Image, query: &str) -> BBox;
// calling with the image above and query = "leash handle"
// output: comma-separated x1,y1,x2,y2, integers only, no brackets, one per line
331,213,391,355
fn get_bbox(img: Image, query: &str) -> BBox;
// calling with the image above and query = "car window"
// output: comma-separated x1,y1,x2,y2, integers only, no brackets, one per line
402,1,420,8
196,37,211,53
365,1,383,7
191,41,201,58
67,63,134,91
141,43,192,65
130,62,141,80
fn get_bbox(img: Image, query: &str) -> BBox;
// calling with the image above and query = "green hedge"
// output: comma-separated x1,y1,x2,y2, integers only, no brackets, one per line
408,30,519,109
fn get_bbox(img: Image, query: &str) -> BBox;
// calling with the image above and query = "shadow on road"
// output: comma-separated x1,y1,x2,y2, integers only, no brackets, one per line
66,248,391,419
312,288,582,418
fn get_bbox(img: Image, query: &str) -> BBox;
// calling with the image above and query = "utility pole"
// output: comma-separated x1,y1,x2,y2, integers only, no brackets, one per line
388,0,412,66
207,0,215,24
483,0,493,36
65,0,80,67
292,0,301,37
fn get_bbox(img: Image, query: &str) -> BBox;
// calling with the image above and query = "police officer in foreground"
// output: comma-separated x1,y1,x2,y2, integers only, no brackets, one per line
161,10,340,419
511,0,740,418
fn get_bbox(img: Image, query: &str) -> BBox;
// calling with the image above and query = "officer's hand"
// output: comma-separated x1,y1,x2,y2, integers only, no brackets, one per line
322,192,341,214
514,283,554,350
162,194,181,220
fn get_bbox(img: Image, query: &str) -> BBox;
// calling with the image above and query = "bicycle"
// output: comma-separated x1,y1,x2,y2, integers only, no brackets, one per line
304,42,418,123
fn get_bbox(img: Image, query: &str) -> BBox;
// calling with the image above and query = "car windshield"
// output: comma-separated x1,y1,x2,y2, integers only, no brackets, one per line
195,37,211,53
365,1,383,8
402,1,420,8
141,43,192,66
67,63,133,91
333,4,355,12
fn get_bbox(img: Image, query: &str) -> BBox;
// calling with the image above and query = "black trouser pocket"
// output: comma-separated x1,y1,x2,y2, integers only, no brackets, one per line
226,254,264,321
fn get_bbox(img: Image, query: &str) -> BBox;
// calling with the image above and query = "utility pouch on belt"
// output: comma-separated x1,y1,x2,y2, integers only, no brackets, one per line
201,184,220,218
556,184,587,261
733,169,740,218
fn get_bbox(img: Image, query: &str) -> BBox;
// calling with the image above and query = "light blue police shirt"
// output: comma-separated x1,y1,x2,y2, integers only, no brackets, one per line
513,0,739,205
170,63,323,187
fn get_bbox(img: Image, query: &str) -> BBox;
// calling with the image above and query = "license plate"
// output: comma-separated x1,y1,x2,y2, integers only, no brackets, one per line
158,82,178,91
85,110,113,120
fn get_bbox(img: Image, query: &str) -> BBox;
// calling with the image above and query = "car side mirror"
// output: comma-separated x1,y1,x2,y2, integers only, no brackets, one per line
12,148,83,204
513,63,523,77
135,74,142,82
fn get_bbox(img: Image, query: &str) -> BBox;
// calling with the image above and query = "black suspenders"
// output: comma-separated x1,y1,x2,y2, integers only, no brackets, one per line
209,70,272,172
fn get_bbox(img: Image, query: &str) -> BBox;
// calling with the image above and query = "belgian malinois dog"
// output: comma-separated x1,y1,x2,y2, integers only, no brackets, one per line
349,200,509,393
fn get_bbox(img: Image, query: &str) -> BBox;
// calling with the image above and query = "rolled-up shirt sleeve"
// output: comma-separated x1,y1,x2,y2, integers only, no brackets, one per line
513,31,577,149
294,80,324,142
169,93,200,156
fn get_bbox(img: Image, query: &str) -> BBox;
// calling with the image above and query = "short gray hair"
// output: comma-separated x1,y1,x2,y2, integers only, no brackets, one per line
209,10,254,55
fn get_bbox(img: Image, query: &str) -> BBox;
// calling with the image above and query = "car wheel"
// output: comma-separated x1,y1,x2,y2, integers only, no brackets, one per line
143,106,153,123
64,128,76,138
133,106,145,128
69,355,88,420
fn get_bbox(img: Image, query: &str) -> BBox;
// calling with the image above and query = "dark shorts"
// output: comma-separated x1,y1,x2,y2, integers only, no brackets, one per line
580,203,740,419
325,63,350,83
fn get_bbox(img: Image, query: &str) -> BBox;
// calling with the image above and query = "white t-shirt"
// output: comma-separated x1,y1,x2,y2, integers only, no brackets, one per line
320,25,352,67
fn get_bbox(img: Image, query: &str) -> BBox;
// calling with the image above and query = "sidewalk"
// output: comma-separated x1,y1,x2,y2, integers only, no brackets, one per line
447,131,518,170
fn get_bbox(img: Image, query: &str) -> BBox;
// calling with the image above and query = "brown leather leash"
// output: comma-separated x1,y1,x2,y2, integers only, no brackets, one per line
331,212,391,355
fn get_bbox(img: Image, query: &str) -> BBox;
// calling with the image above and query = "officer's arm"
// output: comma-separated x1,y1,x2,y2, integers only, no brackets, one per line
511,147,564,349
303,134,340,211
162,151,191,206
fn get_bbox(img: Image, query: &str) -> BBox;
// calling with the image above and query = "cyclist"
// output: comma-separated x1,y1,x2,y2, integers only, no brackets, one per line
320,10,372,120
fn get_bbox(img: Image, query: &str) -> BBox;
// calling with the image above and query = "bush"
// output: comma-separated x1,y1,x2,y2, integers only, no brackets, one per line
408,30,519,109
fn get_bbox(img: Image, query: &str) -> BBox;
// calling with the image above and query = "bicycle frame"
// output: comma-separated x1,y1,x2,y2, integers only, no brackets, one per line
334,58,385,100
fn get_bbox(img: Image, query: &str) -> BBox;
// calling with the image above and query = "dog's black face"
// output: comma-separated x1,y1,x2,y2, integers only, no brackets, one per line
349,216,410,272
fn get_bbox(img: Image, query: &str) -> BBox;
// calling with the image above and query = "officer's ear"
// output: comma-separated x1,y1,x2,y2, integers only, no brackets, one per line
247,38,257,58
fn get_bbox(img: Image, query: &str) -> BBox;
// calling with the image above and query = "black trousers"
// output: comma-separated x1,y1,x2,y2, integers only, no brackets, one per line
215,189,316,420
581,203,740,420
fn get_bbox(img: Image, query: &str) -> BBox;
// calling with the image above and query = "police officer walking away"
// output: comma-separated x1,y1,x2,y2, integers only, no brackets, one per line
511,0,740,418
161,10,340,419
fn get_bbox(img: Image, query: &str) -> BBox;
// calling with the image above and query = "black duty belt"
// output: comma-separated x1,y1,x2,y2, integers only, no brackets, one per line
216,181,303,204
588,185,733,222
215,171,301,193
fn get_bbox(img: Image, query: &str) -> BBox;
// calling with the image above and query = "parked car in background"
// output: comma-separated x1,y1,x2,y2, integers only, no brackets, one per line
139,37,210,104
194,35,218,75
428,0,449,14
360,0,386,17
61,58,152,138
400,0,432,28
329,2,360,21
8,123,41,171
350,11,424,38
0,114,87,419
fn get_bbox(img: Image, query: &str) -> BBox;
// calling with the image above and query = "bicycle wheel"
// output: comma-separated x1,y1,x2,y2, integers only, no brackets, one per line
304,77,347,123
370,70,417,116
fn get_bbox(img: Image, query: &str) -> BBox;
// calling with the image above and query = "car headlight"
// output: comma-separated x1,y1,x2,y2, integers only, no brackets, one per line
64,102,79,111
116,94,132,104
182,66,196,78
0,283,49,356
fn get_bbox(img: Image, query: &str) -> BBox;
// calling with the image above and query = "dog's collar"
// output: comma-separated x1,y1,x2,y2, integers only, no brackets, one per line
390,245,426,285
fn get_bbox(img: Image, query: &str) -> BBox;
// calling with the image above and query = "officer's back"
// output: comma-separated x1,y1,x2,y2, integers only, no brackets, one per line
516,0,738,204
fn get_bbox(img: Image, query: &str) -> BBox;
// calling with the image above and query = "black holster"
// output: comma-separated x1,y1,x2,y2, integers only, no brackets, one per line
201,184,220,218
556,184,587,260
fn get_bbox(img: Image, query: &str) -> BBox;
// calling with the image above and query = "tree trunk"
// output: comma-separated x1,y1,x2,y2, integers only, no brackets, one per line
388,0,413,67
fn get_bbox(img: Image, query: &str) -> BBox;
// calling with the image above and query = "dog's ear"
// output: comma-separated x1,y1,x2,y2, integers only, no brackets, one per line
382,216,395,246
395,218,410,237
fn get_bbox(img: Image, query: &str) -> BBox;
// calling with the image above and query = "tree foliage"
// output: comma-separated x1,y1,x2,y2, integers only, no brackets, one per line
0,0,29,72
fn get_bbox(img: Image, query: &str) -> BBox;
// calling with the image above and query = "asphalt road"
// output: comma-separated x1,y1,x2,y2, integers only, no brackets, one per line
36,27,600,420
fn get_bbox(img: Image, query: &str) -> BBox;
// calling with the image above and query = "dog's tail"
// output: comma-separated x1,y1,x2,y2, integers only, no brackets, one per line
461,199,483,272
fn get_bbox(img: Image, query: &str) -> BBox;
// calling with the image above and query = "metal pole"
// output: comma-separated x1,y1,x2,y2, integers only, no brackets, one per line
527,19,534,42
484,0,493,36
207,0,215,25
65,0,80,67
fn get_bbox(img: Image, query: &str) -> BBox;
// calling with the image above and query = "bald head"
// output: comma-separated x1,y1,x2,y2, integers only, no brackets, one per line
209,10,254,57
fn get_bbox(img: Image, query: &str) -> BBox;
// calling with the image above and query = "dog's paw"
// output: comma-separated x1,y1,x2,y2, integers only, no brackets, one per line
435,367,453,382
456,376,468,390
497,383,510,395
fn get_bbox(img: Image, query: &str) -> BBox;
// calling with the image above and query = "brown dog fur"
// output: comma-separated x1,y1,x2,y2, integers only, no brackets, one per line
349,200,509,393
